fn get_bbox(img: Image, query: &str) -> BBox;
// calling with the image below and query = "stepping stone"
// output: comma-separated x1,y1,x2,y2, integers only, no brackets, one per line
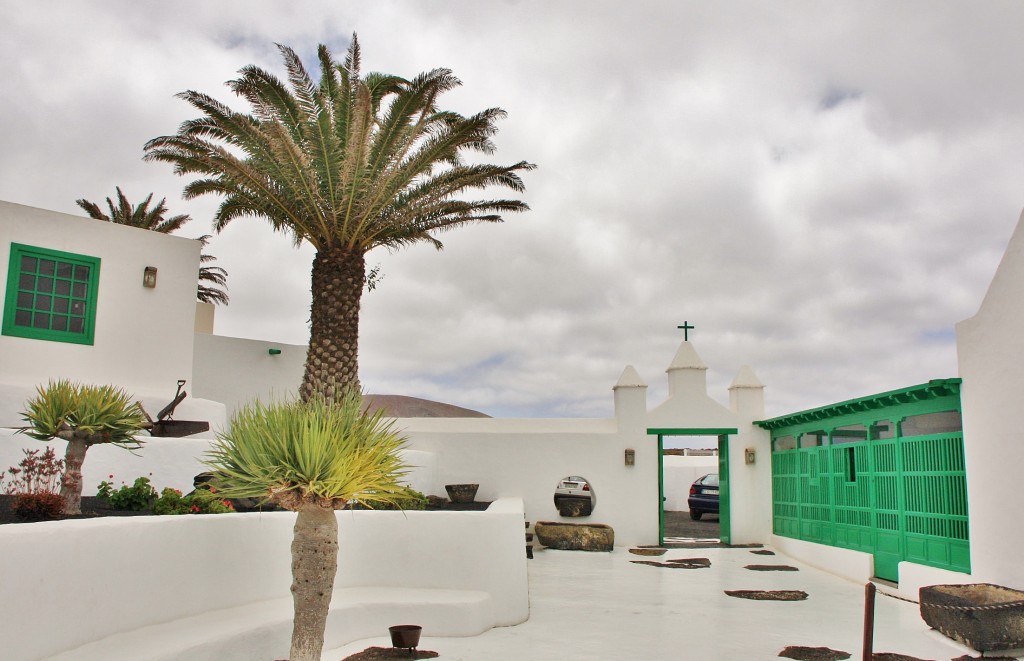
630,557,711,569
725,590,808,601
751,549,777,556
778,646,851,660
341,646,440,660
667,557,711,568
871,655,938,661
629,547,667,556
745,564,799,571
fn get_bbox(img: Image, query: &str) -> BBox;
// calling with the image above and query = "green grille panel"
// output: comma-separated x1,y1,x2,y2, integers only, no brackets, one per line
770,422,970,581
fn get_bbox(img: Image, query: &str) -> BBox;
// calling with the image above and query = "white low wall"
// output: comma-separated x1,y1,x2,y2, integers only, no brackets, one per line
662,455,718,511
772,534,874,585
0,498,528,660
897,561,977,603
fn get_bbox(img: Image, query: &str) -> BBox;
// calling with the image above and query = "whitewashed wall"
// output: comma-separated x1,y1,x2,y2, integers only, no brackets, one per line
0,201,200,401
397,416,657,546
0,499,528,661
192,333,305,416
956,208,1024,591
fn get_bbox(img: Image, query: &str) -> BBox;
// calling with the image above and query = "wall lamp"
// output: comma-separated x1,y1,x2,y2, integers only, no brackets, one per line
624,448,635,466
143,266,158,288
268,348,282,355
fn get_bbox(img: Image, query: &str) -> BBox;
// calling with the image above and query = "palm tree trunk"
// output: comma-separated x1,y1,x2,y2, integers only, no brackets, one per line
60,437,88,515
289,505,339,661
301,247,365,402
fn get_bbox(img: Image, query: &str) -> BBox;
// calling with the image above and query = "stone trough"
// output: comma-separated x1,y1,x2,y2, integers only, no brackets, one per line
534,521,613,552
919,583,1024,653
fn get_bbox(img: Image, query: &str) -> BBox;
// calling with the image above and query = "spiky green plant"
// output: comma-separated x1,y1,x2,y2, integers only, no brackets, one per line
20,380,148,515
203,391,413,661
145,34,533,402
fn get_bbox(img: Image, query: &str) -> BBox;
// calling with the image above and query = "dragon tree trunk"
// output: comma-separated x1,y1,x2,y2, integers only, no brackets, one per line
60,436,89,515
301,247,365,403
289,504,340,661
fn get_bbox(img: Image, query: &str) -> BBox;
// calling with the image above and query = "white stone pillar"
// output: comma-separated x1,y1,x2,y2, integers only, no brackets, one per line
613,365,648,430
665,341,708,398
728,365,765,419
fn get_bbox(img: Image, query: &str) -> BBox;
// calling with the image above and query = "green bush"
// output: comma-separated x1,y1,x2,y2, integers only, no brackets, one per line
369,488,428,510
96,476,158,511
152,486,235,515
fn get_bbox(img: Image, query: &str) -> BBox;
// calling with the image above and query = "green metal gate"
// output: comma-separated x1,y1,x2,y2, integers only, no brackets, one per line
760,380,969,582
652,427,737,546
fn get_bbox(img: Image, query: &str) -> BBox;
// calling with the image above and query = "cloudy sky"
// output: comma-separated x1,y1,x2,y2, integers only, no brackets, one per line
2,1,1023,419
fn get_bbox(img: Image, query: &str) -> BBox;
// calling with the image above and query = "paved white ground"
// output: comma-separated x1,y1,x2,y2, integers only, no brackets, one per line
325,545,987,661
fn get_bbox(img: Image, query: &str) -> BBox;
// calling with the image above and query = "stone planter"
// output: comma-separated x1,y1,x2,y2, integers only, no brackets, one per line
920,583,1024,652
444,483,479,503
389,624,422,650
534,521,614,551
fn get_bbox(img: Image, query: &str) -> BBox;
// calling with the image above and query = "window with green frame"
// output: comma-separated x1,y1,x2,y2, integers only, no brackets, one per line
2,243,100,345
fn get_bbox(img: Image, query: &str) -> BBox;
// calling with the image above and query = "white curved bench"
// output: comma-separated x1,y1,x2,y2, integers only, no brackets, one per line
1,499,528,661
47,587,493,661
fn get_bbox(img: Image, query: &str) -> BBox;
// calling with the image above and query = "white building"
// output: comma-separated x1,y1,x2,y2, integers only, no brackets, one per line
3,199,1024,593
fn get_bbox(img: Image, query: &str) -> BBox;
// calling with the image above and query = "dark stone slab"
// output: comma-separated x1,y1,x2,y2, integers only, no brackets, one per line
630,557,710,569
745,564,800,571
726,590,808,601
778,646,851,660
751,549,777,556
628,547,667,556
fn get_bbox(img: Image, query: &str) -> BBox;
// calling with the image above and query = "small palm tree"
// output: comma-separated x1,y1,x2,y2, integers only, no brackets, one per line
145,34,533,402
203,390,413,661
19,380,148,515
76,190,230,305
76,186,190,233
196,235,230,305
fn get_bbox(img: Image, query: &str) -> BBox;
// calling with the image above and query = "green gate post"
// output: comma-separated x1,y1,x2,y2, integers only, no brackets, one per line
658,434,665,546
718,433,731,545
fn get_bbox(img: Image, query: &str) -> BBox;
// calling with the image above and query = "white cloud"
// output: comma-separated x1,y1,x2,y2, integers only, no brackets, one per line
2,0,1023,418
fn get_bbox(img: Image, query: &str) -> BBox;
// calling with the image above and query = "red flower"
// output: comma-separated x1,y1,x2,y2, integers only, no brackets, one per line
189,504,200,513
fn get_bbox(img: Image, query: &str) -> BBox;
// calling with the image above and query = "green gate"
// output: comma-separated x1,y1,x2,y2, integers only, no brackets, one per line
652,427,737,546
760,380,969,582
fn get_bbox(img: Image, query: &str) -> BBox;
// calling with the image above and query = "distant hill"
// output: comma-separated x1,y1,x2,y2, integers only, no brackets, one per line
362,394,491,418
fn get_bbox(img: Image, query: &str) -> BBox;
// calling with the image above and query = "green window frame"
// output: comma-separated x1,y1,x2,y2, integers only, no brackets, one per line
2,243,101,345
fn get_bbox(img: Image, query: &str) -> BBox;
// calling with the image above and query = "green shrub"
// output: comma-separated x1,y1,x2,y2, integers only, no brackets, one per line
96,476,158,511
152,486,235,515
368,488,428,510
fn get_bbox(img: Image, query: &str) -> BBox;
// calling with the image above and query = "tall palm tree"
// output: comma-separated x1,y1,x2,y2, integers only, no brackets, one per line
76,186,190,233
144,35,534,402
204,391,413,661
76,189,230,305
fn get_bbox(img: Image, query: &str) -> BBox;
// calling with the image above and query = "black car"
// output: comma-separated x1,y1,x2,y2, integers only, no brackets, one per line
687,473,719,520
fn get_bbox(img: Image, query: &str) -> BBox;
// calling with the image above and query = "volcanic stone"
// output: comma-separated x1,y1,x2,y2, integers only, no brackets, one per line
534,521,613,551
